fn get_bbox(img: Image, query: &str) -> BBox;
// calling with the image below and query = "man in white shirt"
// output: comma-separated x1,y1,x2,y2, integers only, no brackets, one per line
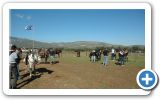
9,45,20,89
111,48,115,60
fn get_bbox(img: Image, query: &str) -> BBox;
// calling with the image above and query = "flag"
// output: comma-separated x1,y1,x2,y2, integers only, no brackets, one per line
25,25,33,30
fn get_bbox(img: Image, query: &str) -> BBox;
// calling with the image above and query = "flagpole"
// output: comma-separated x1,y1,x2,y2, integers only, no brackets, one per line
33,39,34,50
32,27,34,53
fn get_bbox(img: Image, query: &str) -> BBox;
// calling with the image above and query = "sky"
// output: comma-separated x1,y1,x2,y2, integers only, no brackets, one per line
10,9,145,45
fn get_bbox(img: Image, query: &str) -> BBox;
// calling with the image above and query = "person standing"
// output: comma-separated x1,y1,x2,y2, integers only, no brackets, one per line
119,49,125,66
49,48,55,64
103,48,109,67
15,48,22,79
111,48,115,60
91,50,96,63
9,45,20,89
25,51,29,72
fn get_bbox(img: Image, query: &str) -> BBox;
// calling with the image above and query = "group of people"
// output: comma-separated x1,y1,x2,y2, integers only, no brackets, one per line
9,46,61,89
89,49,109,66
10,46,40,89
9,44,128,89
89,48,129,67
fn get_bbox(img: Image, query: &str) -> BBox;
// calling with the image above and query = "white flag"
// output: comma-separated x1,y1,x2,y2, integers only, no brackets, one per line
25,25,33,30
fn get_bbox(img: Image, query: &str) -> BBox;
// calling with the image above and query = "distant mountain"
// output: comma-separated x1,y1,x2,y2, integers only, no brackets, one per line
10,37,54,48
55,41,113,49
10,37,144,49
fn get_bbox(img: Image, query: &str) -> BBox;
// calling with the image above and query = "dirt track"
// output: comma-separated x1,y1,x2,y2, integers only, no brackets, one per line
17,54,143,89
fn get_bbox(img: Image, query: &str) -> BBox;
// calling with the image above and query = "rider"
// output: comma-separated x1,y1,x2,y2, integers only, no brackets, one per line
9,45,21,89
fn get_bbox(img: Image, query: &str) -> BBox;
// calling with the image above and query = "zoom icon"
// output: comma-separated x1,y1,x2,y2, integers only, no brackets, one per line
136,69,158,90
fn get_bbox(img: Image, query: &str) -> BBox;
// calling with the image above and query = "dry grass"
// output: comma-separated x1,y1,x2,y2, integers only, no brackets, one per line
17,52,144,89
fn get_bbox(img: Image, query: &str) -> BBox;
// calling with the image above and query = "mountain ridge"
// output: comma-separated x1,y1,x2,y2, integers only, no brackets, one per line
10,36,144,49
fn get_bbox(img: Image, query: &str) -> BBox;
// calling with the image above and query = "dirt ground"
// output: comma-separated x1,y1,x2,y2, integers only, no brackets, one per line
17,52,144,89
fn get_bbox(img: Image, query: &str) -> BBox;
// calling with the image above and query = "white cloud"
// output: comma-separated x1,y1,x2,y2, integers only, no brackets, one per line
15,14,32,20
15,14,24,19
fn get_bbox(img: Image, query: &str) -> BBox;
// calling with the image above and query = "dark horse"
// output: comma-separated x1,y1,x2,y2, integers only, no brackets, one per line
74,50,80,57
55,49,62,58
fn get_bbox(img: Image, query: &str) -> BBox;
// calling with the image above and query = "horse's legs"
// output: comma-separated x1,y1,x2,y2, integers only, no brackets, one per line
61,52,62,57
29,68,32,77
126,57,128,62
32,64,36,76
26,64,30,72
28,63,32,77
58,53,60,58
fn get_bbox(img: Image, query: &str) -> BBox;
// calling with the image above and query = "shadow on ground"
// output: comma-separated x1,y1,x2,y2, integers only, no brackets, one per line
17,67,54,89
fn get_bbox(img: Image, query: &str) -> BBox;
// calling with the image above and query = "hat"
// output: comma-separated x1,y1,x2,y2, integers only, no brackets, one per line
11,45,17,50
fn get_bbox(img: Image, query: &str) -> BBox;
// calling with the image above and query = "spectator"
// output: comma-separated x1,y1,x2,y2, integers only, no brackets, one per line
103,48,109,67
9,45,20,89
91,50,96,63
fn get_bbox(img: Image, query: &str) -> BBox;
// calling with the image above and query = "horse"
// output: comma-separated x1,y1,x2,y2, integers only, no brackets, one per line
27,53,40,77
55,49,62,58
74,50,80,57
124,51,129,62
38,48,49,63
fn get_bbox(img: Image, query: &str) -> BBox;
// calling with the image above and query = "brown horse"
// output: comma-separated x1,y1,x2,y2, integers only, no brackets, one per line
124,50,129,62
38,48,49,63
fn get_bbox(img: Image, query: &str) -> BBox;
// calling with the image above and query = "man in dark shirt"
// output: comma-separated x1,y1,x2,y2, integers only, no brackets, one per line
103,49,109,67
119,50,125,66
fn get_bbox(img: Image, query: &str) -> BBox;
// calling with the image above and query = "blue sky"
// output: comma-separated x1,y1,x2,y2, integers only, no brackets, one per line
10,9,145,45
